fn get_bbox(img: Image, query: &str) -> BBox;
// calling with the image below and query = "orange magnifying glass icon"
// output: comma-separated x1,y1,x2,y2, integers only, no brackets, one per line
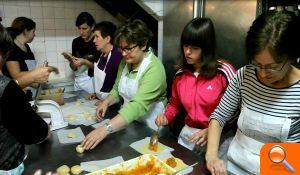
268,145,295,173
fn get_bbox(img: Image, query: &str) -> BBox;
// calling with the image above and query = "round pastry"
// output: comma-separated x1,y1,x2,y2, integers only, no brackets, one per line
68,115,76,121
56,165,70,174
71,165,82,175
67,132,77,138
76,144,84,154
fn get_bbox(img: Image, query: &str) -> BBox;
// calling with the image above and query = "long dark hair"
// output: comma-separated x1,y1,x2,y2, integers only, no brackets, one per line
246,11,299,63
176,17,218,79
0,23,14,55
6,17,36,39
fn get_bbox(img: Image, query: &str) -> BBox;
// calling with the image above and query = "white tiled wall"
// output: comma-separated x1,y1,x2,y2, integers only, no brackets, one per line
0,0,120,82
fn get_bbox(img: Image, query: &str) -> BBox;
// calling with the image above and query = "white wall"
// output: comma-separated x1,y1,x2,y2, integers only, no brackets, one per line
0,0,120,82
135,0,164,60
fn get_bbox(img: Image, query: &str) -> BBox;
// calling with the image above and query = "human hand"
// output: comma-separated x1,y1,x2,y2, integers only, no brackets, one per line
47,65,59,74
62,51,73,61
96,101,109,120
206,154,228,175
155,114,168,126
72,57,85,67
32,65,53,84
85,93,96,100
187,128,208,146
95,99,104,106
81,126,108,150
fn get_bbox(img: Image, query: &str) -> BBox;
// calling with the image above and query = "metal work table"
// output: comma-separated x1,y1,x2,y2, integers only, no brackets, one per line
24,92,210,175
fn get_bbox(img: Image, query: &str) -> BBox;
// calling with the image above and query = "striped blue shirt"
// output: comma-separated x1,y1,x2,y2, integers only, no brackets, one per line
210,65,300,142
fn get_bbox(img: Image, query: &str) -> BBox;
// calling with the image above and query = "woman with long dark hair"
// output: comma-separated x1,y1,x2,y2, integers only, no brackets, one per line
155,17,236,151
3,17,57,99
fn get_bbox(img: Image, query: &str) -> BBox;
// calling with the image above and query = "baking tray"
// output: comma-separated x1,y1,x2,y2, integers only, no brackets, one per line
87,154,179,175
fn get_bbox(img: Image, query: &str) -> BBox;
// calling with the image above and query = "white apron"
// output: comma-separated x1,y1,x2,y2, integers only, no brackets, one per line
25,59,37,95
118,52,164,130
93,49,112,100
74,65,94,93
227,107,291,175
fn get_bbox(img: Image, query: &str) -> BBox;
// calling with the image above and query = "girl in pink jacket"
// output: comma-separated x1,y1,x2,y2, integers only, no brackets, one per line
155,17,236,151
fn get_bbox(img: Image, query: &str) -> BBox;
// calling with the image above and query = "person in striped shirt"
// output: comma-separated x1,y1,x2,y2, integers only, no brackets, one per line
155,17,236,152
206,11,300,175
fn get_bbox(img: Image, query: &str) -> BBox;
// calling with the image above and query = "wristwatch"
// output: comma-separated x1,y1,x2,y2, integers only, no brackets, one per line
105,122,113,134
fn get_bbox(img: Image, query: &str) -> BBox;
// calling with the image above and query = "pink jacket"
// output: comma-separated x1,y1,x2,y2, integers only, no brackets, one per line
164,60,236,129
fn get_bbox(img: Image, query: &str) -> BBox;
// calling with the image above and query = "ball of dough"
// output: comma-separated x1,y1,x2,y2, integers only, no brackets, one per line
68,115,76,121
86,116,93,121
76,144,84,153
83,111,90,116
56,165,70,174
67,132,77,138
71,165,82,175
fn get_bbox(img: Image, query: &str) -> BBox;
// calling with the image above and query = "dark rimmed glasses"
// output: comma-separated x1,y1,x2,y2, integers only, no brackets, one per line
250,59,288,73
119,44,138,54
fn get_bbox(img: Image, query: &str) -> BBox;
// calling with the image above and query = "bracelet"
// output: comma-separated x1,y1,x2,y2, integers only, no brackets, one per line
105,122,113,134
14,79,19,85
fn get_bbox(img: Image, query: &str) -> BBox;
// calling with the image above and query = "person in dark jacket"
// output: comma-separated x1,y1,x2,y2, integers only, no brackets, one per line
0,23,50,175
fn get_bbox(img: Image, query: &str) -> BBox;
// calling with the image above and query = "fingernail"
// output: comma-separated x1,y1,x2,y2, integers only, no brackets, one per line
34,169,42,175
45,172,52,175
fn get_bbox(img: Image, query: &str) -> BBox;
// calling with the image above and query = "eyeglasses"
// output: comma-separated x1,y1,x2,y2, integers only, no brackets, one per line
250,59,288,73
119,44,138,54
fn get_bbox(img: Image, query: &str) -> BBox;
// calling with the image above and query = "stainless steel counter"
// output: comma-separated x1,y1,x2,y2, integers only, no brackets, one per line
24,92,210,175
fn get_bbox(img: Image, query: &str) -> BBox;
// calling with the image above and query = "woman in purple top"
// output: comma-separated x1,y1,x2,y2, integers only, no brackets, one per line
85,21,122,104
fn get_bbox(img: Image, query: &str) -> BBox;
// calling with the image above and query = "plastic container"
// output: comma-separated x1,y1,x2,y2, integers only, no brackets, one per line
39,87,64,105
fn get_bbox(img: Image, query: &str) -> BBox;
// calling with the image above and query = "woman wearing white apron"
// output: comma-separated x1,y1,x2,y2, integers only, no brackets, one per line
206,11,300,175
81,20,167,150
62,12,99,94
85,21,122,102
3,17,57,98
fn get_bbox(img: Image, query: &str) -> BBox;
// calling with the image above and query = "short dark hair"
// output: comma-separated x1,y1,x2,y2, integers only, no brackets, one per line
93,21,117,44
7,17,36,39
246,11,300,63
0,23,14,57
177,17,217,78
114,19,153,52
75,12,95,27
